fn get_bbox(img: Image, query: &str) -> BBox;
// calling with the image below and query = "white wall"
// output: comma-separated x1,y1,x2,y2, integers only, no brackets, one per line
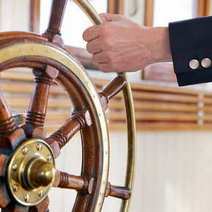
0,0,29,31
132,131,212,212
50,131,212,212
2,1,212,212
125,0,146,25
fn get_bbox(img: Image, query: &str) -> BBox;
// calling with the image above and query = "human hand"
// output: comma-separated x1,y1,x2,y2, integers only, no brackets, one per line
83,13,171,72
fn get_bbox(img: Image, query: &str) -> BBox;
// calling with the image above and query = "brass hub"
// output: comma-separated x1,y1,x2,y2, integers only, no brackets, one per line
7,139,55,206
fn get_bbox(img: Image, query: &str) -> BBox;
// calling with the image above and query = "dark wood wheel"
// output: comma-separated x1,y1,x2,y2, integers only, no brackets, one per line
0,0,136,212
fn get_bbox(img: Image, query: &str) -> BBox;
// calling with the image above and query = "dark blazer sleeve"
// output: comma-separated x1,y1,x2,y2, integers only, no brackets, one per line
169,16,212,86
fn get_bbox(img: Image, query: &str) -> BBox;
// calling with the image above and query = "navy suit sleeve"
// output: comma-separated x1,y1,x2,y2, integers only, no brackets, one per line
169,16,212,86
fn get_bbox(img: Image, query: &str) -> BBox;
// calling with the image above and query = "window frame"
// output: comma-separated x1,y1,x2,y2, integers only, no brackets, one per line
30,0,124,33
144,0,154,26
144,0,211,27
197,0,211,16
143,0,211,82
30,0,40,32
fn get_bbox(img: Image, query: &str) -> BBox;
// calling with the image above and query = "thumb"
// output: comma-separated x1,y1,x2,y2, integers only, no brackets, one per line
99,13,123,22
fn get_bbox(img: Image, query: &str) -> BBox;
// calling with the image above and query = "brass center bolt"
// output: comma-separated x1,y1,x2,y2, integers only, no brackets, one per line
7,139,55,206
26,158,55,189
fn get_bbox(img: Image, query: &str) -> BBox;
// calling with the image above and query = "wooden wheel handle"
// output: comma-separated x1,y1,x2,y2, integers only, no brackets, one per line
74,1,136,211
0,1,136,212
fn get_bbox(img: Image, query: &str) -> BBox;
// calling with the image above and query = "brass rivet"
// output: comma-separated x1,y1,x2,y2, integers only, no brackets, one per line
12,164,17,171
12,184,18,192
24,194,29,202
39,190,43,197
36,143,42,151
22,147,28,155
47,155,52,162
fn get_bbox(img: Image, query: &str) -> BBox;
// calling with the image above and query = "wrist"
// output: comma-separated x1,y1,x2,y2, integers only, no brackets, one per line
154,27,172,62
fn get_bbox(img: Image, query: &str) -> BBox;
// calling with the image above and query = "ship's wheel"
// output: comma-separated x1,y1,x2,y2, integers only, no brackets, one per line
0,0,136,211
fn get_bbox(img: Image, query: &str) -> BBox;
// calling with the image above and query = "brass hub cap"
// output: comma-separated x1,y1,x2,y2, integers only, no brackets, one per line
7,139,55,206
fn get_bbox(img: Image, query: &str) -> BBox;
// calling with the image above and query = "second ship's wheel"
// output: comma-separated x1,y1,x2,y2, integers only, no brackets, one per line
0,0,136,212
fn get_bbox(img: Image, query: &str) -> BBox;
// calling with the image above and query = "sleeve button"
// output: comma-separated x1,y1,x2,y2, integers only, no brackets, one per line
201,58,212,68
189,59,199,70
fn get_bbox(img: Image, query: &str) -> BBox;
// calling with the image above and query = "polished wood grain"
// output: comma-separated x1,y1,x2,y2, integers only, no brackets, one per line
25,69,58,137
54,171,86,191
46,111,88,157
0,0,134,211
44,0,68,40
1,0,211,210
108,0,125,14
0,184,10,208
29,198,49,212
197,0,211,16
144,0,154,26
0,155,7,176
99,76,126,110
105,184,131,200
30,0,40,32
54,170,131,200
3,69,212,131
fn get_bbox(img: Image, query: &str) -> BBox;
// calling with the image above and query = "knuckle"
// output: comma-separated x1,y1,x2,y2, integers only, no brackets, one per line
86,42,92,53
83,29,90,41
100,25,109,37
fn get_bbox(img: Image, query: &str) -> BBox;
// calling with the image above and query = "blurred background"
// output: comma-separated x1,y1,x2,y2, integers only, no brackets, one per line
1,0,212,211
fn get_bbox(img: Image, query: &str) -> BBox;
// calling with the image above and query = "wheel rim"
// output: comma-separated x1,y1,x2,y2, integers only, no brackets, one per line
0,40,110,212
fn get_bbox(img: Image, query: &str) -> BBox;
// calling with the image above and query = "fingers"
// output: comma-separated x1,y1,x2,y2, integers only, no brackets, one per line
95,63,113,72
100,13,123,22
92,51,112,72
83,13,125,72
83,25,101,42
93,52,109,63
83,13,123,42
95,62,123,73
86,39,102,54
92,52,115,72
100,13,113,22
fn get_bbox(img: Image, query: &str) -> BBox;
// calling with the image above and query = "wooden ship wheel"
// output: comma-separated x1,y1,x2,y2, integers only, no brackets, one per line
0,0,136,211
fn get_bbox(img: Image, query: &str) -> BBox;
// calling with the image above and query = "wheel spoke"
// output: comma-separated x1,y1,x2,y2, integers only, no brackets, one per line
0,95,25,149
1,204,28,212
29,197,49,212
0,183,10,208
54,169,131,200
0,93,16,135
46,111,91,157
25,68,58,137
53,170,88,192
105,183,131,200
99,76,126,110
43,0,68,40
0,155,8,177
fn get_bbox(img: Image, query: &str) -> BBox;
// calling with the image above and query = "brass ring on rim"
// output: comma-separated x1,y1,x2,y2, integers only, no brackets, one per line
73,1,136,211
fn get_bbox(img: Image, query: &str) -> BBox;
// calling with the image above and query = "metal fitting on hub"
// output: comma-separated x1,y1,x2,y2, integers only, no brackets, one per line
7,139,55,206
